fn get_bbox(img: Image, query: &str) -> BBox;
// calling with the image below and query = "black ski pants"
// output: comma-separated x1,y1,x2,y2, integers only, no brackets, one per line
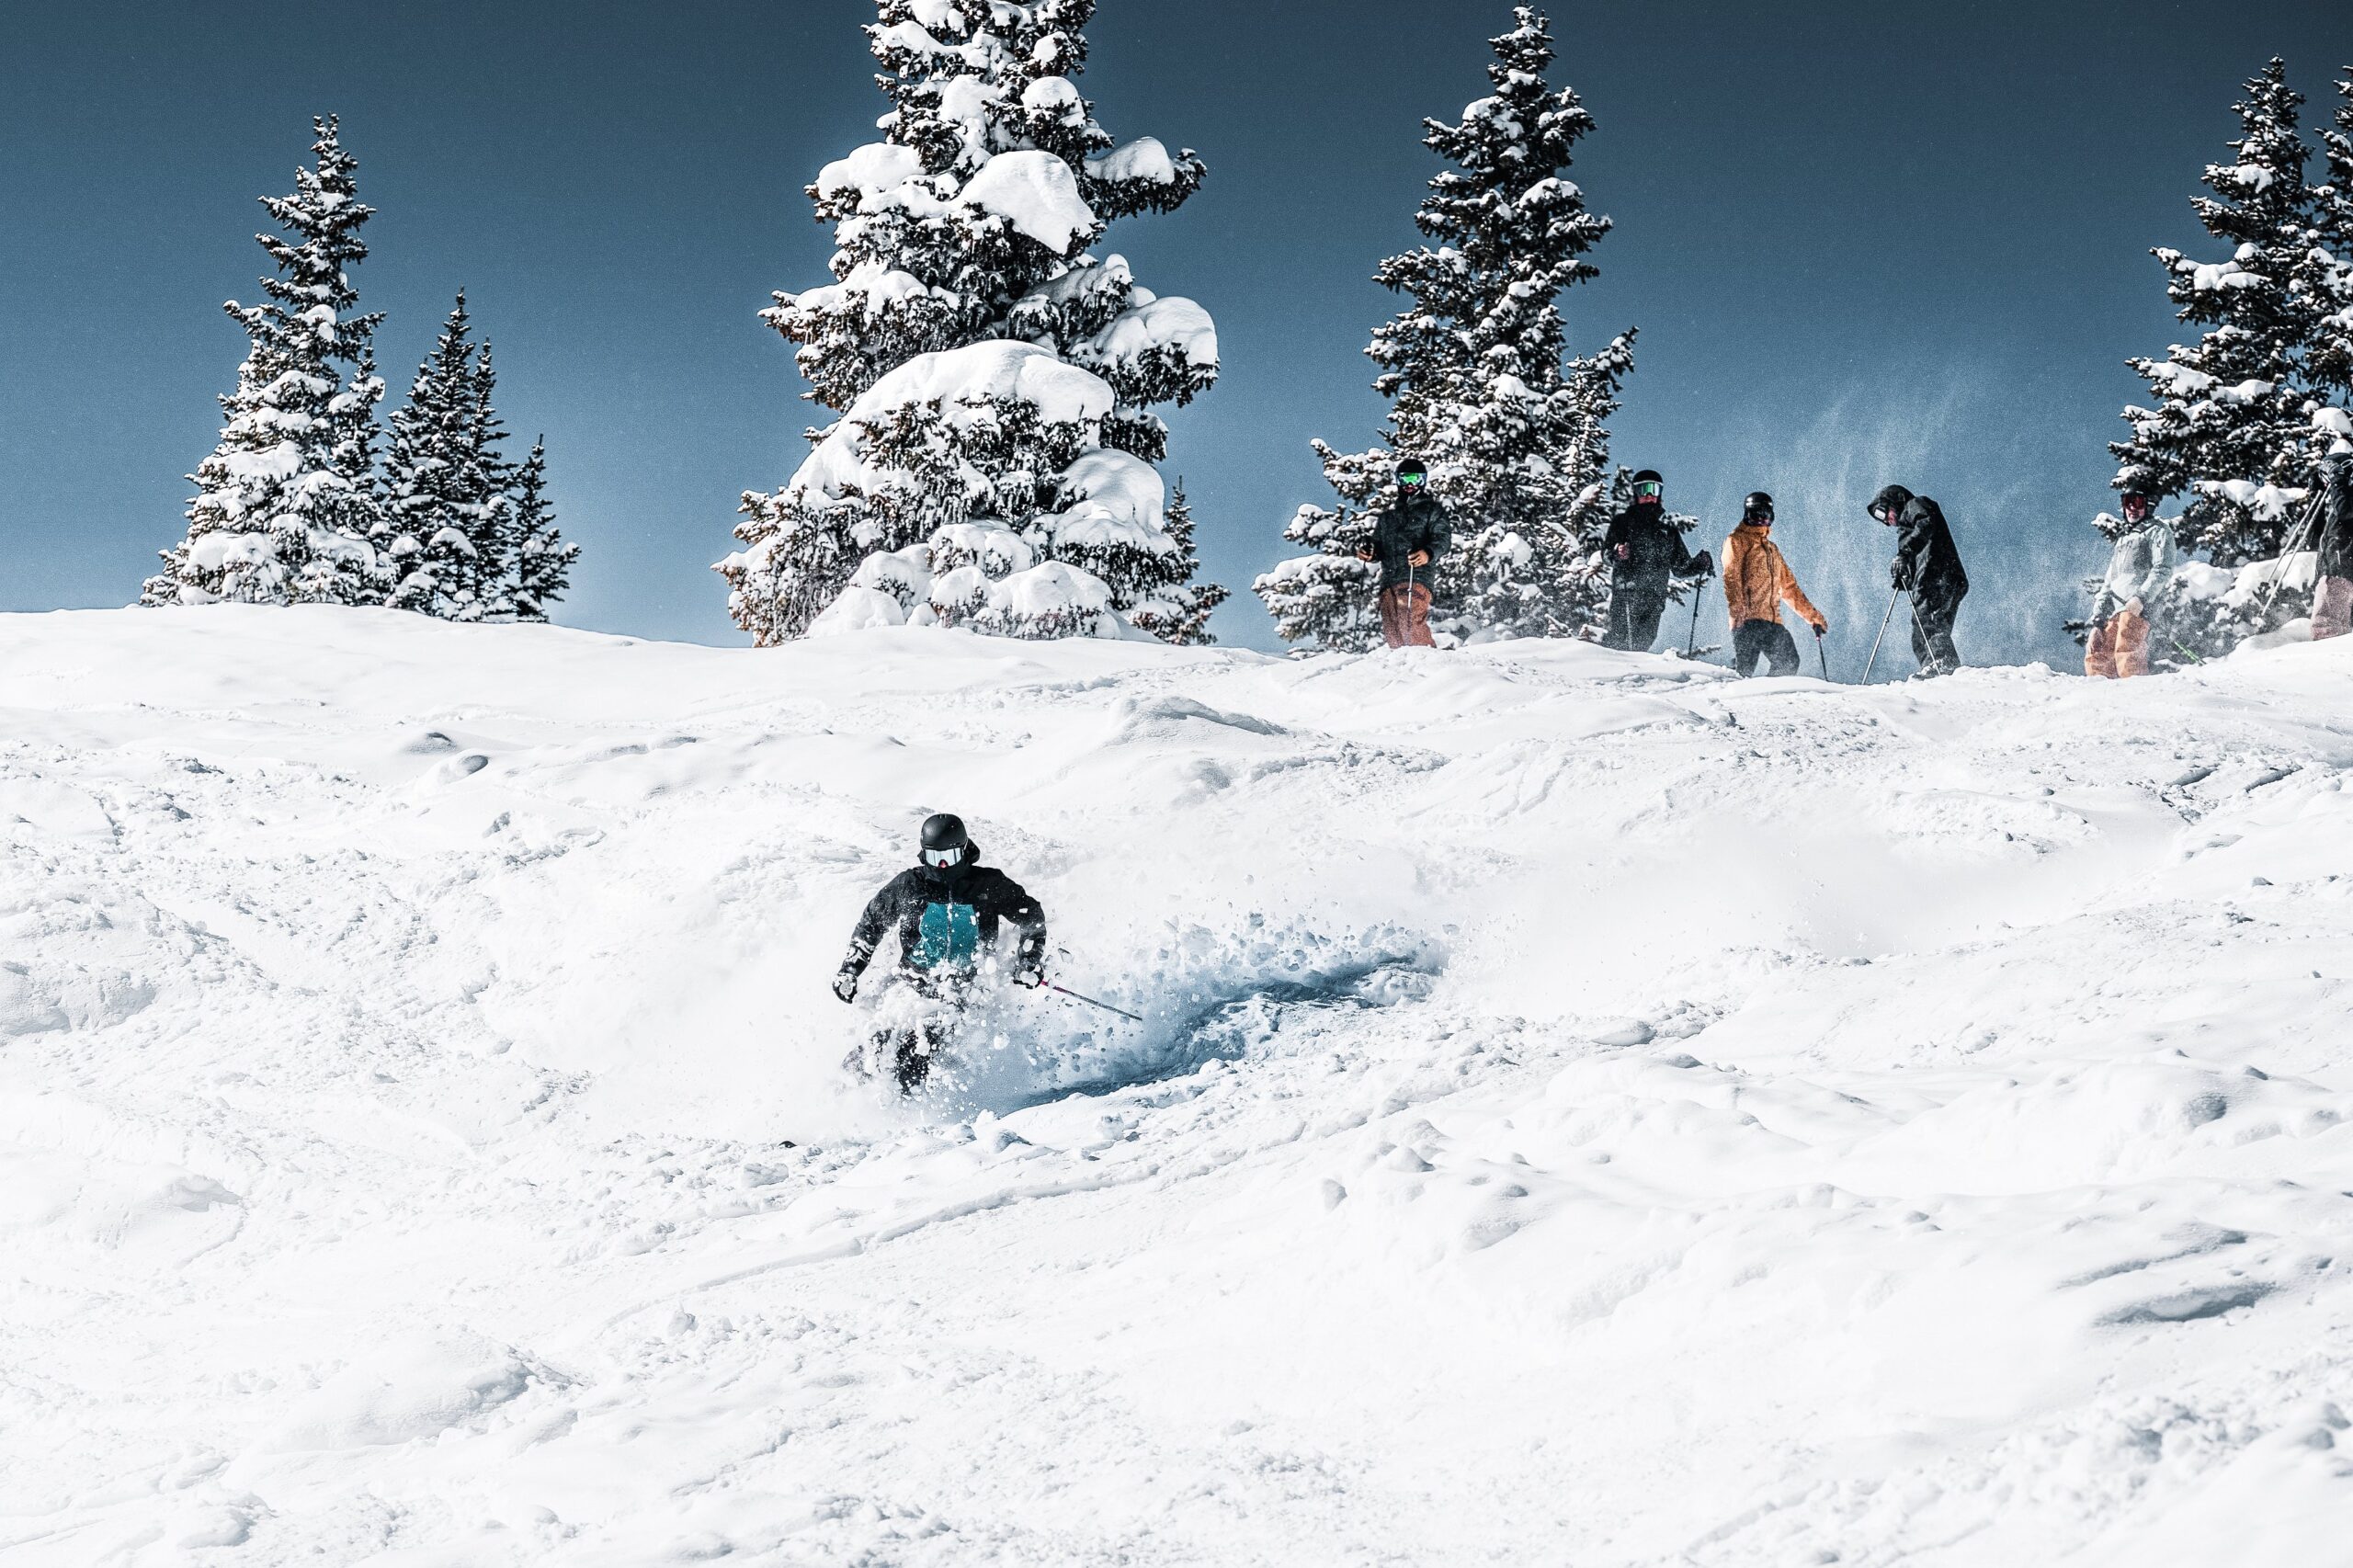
1909,586,1964,677
874,977,972,1091
1602,584,1669,652
1732,619,1801,677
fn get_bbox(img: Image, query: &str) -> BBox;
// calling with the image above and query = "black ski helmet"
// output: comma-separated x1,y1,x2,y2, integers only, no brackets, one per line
1395,457,1428,485
1631,469,1664,504
2120,487,2153,516
919,812,972,872
1744,491,1774,522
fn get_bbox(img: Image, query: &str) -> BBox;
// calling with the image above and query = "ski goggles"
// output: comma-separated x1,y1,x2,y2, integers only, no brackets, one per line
1397,470,1428,487
1634,481,1663,501
922,844,967,869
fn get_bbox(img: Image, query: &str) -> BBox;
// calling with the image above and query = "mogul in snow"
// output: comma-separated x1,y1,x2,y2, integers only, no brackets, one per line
1600,469,1712,652
833,814,1048,1092
1354,458,1451,649
2084,489,2176,678
1871,484,1970,676
1722,492,1827,676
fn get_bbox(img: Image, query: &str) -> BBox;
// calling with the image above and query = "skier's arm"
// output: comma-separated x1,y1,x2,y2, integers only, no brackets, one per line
991,877,1048,981
1667,525,1700,578
1420,503,1452,565
1779,552,1826,632
841,880,903,979
1892,526,1927,591
2132,522,2176,606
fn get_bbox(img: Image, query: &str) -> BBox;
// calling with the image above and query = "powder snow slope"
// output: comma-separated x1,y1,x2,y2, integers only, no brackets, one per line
4,607,2352,1566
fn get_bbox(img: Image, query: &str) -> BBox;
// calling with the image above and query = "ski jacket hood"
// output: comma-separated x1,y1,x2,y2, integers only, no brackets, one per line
1604,503,1702,585
1722,522,1824,632
1891,495,1969,602
1369,491,1451,591
1870,484,1915,521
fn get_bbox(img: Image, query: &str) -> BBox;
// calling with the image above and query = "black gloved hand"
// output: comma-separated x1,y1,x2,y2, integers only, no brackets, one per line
832,970,858,1005
1692,550,1714,579
1015,962,1047,990
1890,562,1908,590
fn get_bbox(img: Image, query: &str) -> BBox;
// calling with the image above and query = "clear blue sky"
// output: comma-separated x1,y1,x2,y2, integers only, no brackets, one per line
1,0,2343,666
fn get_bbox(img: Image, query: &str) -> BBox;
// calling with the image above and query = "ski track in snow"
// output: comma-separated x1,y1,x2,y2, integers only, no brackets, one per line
4,607,2353,1566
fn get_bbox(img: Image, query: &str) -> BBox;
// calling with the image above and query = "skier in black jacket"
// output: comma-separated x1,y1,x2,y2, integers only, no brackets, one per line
1870,483,1969,676
833,813,1048,1090
2315,456,2353,642
1601,469,1714,651
1355,457,1451,648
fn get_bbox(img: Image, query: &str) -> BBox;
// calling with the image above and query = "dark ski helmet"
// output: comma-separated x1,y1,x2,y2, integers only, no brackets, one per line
1631,469,1664,504
1868,483,1915,524
2120,488,2153,518
1744,491,1775,522
1395,457,1428,486
919,812,972,872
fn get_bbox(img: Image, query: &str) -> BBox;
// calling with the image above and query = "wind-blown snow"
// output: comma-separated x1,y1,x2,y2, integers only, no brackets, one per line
6,608,2353,1564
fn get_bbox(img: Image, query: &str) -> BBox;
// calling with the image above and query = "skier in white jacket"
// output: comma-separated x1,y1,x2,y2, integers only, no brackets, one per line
2086,490,2175,678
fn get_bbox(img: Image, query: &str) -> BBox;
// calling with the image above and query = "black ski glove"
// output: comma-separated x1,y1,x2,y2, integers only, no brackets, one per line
1015,960,1047,990
1691,550,1714,580
1890,561,1908,590
832,969,858,1005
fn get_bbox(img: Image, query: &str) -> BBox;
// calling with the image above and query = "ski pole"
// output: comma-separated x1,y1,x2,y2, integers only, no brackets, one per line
1862,588,1903,684
1686,580,1704,657
1043,983,1142,1023
1814,628,1830,682
2254,491,2326,622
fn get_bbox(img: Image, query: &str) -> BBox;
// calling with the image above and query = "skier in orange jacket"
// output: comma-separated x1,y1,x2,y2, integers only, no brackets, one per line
1721,492,1826,676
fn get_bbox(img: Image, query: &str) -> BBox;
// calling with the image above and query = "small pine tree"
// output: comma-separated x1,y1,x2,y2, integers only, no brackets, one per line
1128,483,1225,644
508,437,575,621
382,294,521,619
146,116,385,607
1256,7,1633,648
722,0,1221,645
2112,60,2321,565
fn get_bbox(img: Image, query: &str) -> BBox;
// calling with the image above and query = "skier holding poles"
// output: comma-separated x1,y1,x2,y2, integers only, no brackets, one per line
2313,456,2353,642
1870,484,1969,677
1355,457,1450,649
1721,491,1827,677
1600,469,1713,653
834,813,1048,1092
2085,488,2176,677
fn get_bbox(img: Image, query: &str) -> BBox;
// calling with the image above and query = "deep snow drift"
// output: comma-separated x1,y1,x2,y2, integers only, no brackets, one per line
5,608,2352,1566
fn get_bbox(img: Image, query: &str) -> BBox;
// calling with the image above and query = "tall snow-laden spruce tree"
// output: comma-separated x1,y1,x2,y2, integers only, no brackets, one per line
1256,7,1634,650
2113,60,2323,566
2303,70,2353,442
721,0,1222,644
508,437,576,622
146,117,386,607
383,293,518,619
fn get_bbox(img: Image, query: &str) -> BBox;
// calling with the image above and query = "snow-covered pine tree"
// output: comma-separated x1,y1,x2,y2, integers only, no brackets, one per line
722,0,1222,644
2112,60,2321,566
2302,69,2353,448
508,437,576,622
145,116,385,607
1256,7,1634,650
462,340,518,619
382,293,518,619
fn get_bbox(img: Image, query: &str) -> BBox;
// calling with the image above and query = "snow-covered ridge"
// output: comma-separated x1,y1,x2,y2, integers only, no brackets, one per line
6,608,2353,1563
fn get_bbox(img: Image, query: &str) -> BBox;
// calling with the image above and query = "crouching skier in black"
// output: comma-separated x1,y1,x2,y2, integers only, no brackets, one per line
1870,483,1970,677
832,813,1048,1091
